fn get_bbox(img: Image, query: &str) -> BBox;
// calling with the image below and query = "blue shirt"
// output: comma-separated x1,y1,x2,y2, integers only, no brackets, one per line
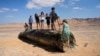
29,17,33,23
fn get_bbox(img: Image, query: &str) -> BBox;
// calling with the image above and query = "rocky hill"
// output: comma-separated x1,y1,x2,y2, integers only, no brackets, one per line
67,18,100,26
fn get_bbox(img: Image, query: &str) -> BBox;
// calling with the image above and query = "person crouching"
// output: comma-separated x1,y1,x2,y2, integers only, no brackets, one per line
24,23,29,32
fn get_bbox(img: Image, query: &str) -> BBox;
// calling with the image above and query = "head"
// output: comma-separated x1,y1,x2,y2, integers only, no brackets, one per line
35,13,38,16
63,19,68,24
51,7,55,10
41,11,44,15
51,7,55,12
30,15,32,18
46,13,48,16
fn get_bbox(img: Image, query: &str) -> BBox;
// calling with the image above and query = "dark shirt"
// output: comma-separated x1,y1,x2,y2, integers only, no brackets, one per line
29,17,33,23
50,12,57,20
46,16,50,22
35,16,39,21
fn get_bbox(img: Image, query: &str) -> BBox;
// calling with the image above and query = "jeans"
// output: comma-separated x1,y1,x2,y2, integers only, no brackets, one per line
29,23,32,30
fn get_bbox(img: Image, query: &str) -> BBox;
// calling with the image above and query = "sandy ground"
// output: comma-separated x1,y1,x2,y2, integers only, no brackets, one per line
0,22,100,56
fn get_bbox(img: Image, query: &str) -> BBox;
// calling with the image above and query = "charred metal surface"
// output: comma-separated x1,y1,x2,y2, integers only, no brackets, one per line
19,29,64,52
19,29,76,52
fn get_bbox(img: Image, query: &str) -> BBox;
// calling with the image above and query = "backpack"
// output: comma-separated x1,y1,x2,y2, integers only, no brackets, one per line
51,12,58,20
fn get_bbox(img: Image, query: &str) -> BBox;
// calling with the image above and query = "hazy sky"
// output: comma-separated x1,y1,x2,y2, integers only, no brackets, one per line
0,0,100,23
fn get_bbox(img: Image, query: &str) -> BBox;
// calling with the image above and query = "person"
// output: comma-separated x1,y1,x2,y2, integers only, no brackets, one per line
35,13,40,30
56,16,61,30
24,23,29,32
45,13,50,29
50,7,58,30
61,19,70,47
39,11,45,29
29,15,33,30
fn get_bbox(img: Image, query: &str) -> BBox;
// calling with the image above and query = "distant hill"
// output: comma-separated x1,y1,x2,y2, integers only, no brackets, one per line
67,18,100,26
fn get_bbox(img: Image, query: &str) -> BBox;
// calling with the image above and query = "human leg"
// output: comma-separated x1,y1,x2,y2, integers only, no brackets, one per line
41,20,44,29
30,23,32,30
36,23,38,30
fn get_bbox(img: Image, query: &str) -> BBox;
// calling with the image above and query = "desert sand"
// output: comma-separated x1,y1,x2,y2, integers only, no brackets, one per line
0,19,100,56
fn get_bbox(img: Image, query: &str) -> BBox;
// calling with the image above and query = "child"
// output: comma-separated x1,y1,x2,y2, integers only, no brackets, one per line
24,23,29,32
39,11,45,29
45,13,50,29
29,15,33,30
56,16,61,30
61,20,70,47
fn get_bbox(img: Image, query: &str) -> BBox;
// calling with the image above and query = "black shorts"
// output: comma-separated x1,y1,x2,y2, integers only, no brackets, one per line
41,20,44,22
51,19,56,23
36,19,40,23
47,20,50,25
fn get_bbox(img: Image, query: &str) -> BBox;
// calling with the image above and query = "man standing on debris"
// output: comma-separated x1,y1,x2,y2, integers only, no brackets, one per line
50,7,58,30
29,15,33,30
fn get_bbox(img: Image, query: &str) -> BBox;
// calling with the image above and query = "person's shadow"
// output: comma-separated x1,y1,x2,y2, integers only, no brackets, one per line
18,31,64,53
